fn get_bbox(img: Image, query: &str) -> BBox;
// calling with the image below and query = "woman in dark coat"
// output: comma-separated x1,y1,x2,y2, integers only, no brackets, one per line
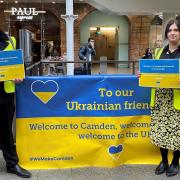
141,48,153,59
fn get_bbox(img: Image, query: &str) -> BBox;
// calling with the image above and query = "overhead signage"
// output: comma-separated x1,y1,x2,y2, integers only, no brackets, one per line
4,7,46,21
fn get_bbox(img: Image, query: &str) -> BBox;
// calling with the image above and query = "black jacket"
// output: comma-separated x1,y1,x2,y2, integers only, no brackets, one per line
79,44,96,61
141,53,152,59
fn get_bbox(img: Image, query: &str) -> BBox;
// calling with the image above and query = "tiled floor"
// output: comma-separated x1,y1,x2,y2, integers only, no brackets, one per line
0,152,179,180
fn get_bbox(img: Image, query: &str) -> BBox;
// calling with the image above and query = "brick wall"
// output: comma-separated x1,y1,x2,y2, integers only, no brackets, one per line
0,3,94,60
0,3,156,62
0,4,9,32
128,15,153,61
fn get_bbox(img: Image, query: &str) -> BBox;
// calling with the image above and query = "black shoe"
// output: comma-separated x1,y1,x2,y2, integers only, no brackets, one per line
155,161,169,175
7,164,31,178
166,164,179,177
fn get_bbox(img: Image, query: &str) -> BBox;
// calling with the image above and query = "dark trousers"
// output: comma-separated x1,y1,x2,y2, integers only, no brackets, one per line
0,102,19,167
160,148,180,165
86,63,91,75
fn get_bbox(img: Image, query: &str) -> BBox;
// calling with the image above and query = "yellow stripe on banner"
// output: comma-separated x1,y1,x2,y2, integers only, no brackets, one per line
16,116,161,169
33,92,57,104
0,64,25,80
139,74,180,88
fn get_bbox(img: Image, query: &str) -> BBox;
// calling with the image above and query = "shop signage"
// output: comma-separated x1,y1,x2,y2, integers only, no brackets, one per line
4,7,46,21
16,76,155,169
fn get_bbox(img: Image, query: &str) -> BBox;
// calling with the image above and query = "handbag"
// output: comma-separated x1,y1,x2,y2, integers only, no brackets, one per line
74,67,87,75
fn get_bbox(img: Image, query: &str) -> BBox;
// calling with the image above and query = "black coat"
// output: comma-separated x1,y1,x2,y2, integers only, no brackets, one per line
78,44,96,61
141,53,153,59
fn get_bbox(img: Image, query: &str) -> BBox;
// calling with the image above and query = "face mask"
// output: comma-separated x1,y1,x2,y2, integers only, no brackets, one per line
88,43,92,48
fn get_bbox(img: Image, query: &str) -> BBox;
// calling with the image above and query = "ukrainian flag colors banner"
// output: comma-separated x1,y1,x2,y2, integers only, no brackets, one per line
16,75,160,169
0,50,25,81
139,59,180,88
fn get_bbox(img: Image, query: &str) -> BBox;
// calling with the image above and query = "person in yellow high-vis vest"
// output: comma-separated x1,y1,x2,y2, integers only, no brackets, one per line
0,30,31,178
149,20,180,177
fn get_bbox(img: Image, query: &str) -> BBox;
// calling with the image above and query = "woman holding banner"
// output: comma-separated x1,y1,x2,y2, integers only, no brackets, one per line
150,19,180,177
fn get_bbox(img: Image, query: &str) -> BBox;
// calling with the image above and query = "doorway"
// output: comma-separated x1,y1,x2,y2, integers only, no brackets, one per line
90,27,118,60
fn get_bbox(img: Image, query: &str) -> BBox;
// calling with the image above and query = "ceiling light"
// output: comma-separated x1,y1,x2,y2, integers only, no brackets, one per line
151,16,162,25
52,1,56,4
15,1,18,3
0,1,4,3
101,27,116,31
90,27,97,31
90,27,116,31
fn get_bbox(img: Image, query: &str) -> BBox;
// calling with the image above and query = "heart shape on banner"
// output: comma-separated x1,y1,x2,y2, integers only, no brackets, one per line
31,80,59,104
108,144,123,160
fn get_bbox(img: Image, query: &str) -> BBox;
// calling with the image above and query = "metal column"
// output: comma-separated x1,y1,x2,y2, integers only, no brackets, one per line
61,0,78,75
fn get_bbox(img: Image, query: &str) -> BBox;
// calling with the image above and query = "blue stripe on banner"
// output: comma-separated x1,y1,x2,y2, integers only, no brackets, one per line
31,80,59,92
139,59,179,73
16,75,151,118
0,49,23,66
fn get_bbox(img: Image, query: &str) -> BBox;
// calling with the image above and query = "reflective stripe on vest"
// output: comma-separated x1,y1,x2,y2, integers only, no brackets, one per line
4,36,16,93
150,48,164,107
154,48,164,60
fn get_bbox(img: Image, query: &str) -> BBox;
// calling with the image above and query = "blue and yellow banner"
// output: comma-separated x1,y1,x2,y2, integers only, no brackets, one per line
0,49,25,81
16,75,160,169
139,59,180,88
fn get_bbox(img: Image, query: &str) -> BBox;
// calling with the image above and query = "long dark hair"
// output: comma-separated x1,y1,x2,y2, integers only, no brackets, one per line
164,19,180,39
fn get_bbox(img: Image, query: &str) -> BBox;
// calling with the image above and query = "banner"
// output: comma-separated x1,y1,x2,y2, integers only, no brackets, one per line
0,49,25,81
16,75,160,169
139,59,180,88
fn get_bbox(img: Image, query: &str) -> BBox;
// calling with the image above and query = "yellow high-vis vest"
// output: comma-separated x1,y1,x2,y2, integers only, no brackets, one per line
3,36,16,93
150,48,180,110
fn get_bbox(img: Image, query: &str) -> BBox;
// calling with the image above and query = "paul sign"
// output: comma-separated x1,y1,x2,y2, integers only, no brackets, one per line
4,7,46,21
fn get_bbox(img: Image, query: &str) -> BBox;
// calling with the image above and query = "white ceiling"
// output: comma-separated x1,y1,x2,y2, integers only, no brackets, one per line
3,0,180,15
85,0,180,15
4,0,84,3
